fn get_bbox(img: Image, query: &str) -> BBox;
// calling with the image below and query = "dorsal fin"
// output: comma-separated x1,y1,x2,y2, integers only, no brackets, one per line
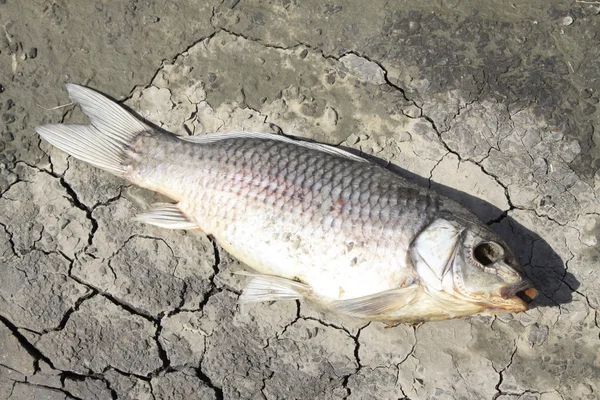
180,132,368,163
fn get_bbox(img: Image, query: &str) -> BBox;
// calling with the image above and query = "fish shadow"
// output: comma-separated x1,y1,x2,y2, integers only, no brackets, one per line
359,151,579,309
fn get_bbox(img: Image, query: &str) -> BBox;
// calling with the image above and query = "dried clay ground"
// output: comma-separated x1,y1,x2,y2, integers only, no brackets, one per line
1,1,599,399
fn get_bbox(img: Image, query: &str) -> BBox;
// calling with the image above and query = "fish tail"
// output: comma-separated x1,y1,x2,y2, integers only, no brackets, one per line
35,84,151,178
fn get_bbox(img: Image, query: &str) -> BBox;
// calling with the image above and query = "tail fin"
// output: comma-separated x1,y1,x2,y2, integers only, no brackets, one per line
35,84,150,177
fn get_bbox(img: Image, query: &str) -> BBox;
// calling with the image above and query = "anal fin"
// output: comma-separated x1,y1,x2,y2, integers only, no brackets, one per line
330,285,419,319
134,203,199,230
238,272,312,303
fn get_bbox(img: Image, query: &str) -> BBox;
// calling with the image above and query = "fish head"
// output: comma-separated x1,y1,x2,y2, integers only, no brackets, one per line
410,217,537,316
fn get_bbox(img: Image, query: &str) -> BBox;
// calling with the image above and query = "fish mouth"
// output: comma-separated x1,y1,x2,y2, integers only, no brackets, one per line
515,287,538,304
499,281,538,311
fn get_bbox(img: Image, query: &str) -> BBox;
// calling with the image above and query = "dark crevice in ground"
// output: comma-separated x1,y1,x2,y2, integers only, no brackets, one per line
68,265,161,323
104,379,119,400
59,107,75,124
175,281,189,312
91,185,126,210
426,154,447,189
41,291,97,334
431,119,515,213
11,381,83,400
0,314,116,397
152,236,227,319
237,87,286,135
59,373,116,400
56,175,98,246
285,306,373,399
100,291,157,322
340,50,423,117
0,363,24,376
0,221,17,257
195,364,224,400
340,322,368,399
0,314,58,372
492,342,517,400
485,208,513,226
103,366,152,383
148,378,157,400
273,300,301,338
259,370,275,399
208,237,222,285
183,236,226,314
12,161,99,246
219,27,304,53
0,176,23,200
398,324,419,368
208,27,431,127
298,315,355,337
150,323,172,377
6,381,16,399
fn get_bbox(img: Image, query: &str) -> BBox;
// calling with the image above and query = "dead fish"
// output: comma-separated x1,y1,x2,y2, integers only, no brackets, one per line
36,84,537,324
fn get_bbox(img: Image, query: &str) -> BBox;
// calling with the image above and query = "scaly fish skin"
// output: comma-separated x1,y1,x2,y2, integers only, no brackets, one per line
36,84,537,323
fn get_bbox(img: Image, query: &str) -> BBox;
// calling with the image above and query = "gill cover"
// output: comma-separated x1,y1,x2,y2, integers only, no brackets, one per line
411,218,464,293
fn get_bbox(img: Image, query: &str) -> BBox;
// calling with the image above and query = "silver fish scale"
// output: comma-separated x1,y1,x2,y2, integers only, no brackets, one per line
195,138,436,232
137,134,442,299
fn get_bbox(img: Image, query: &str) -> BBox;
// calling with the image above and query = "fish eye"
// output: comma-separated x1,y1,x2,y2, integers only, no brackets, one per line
473,241,504,266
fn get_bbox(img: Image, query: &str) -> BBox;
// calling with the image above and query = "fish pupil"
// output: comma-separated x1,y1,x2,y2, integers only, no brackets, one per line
473,242,502,266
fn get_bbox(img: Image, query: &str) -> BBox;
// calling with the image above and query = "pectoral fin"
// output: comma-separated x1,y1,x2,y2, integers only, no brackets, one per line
238,273,313,303
330,285,420,319
134,203,199,230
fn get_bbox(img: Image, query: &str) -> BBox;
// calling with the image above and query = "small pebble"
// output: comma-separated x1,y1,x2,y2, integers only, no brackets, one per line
408,21,421,32
561,16,574,26
28,47,37,59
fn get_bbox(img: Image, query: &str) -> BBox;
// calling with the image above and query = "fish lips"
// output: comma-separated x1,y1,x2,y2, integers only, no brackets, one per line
497,280,538,311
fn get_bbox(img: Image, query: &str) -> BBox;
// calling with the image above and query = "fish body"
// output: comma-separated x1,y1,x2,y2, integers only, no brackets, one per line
36,85,537,323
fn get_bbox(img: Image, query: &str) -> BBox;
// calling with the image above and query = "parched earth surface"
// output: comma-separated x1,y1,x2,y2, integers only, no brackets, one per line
1,1,599,399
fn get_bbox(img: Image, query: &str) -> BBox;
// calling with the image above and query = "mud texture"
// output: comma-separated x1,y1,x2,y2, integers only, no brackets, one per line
1,1,599,399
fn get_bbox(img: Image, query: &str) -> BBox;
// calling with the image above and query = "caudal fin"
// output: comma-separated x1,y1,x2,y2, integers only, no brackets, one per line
35,84,150,177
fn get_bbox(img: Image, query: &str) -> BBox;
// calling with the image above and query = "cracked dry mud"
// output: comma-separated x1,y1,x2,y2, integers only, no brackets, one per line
0,1,599,399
